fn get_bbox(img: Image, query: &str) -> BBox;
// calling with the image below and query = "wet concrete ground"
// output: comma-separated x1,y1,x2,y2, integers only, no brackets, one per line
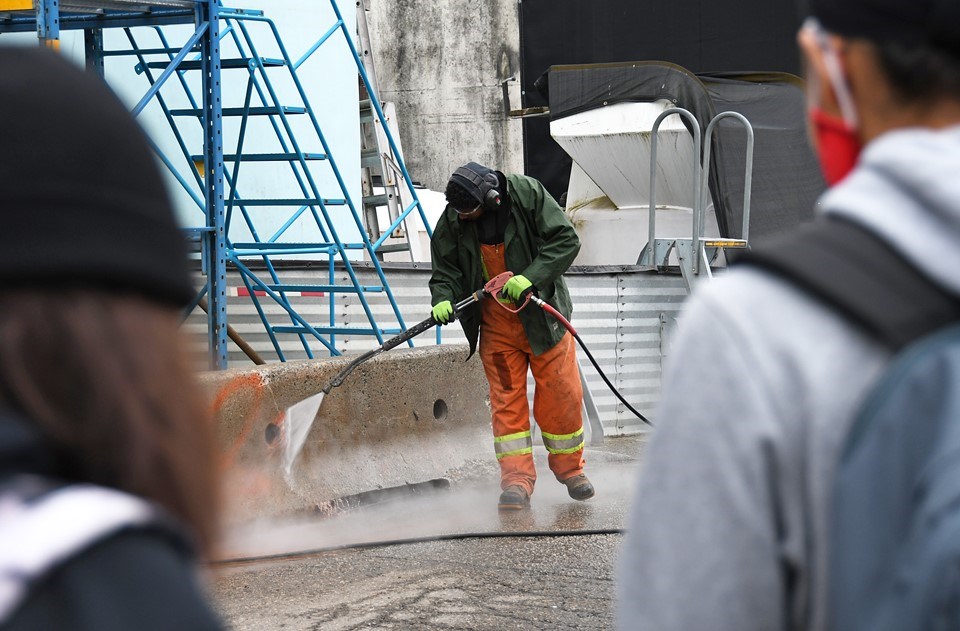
212,433,648,630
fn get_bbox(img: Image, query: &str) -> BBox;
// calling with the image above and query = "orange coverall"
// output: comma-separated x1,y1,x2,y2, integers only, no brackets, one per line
479,243,585,496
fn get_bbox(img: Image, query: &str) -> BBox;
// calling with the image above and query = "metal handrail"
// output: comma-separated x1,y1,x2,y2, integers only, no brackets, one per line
701,111,754,244
644,107,702,269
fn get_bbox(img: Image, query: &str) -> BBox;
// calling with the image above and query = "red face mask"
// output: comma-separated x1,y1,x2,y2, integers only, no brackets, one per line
802,18,862,186
809,107,862,186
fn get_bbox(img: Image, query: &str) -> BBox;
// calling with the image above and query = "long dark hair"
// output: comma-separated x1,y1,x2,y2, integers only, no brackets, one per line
0,289,218,556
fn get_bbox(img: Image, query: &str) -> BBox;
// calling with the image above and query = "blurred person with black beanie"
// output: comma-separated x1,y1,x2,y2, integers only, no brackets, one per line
617,0,960,629
0,47,223,629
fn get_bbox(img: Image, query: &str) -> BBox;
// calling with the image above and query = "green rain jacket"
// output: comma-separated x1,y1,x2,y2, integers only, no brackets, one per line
429,173,580,358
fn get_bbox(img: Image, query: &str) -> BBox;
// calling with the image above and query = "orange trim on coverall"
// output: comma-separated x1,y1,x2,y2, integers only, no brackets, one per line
479,243,585,496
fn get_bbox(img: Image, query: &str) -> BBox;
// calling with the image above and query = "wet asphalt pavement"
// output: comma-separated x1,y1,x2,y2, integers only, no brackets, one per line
212,434,648,630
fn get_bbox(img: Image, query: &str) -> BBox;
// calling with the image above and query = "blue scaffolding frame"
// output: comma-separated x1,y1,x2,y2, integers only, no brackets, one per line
0,0,433,369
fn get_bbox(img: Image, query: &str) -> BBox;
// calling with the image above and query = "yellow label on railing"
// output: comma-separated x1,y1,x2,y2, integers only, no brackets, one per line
0,1,33,10
703,240,748,249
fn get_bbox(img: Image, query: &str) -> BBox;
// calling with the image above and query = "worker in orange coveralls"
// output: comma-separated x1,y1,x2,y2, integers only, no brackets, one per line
429,161,594,510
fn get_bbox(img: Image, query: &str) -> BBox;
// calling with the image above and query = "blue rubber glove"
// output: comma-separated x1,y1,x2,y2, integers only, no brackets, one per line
432,300,454,324
504,275,533,302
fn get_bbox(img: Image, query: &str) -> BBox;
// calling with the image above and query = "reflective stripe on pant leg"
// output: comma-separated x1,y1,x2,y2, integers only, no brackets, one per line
541,427,584,455
494,430,533,460
530,333,585,481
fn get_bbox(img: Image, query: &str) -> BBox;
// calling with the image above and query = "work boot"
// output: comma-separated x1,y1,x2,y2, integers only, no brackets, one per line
562,474,595,501
498,485,530,511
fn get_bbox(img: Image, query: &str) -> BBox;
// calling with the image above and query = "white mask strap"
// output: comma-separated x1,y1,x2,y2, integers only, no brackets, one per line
803,17,859,126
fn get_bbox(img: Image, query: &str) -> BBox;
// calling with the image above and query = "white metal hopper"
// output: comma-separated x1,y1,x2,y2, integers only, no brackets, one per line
551,100,722,266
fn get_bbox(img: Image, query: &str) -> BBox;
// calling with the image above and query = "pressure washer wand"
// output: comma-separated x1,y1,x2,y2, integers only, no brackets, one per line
527,294,654,427
321,286,492,394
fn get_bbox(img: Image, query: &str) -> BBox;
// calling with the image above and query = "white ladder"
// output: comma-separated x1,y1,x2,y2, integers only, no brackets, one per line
356,0,414,261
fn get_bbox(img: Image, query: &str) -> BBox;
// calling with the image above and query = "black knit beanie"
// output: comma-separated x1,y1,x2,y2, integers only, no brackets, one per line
809,0,960,57
449,161,498,207
0,46,194,307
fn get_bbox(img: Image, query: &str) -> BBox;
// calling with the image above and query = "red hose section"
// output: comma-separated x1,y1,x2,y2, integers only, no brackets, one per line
537,300,577,335
535,294,653,426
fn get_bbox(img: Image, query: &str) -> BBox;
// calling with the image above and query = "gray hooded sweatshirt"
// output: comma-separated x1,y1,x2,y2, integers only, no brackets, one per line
616,124,960,631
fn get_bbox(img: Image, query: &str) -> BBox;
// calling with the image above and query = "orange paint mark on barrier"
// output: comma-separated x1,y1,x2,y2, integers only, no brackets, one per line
211,373,272,470
209,373,263,415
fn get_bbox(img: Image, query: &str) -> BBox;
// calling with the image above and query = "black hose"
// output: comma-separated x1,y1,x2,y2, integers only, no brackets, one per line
213,528,624,566
571,330,654,427
530,296,654,427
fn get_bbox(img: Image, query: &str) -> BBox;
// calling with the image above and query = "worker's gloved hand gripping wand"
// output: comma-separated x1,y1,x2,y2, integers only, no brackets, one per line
502,274,533,302
431,271,518,325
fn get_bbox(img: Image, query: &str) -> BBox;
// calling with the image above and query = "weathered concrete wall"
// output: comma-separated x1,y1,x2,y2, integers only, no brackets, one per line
365,0,524,190
201,344,491,524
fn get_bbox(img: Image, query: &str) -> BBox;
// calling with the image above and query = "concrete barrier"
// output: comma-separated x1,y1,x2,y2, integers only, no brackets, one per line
200,344,491,524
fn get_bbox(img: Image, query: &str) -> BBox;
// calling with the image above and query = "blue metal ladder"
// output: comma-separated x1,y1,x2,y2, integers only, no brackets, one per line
134,3,433,365
0,0,433,369
0,0,232,368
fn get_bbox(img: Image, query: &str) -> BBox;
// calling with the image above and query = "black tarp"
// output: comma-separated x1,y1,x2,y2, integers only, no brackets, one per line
547,62,728,235
545,62,823,241
699,72,824,241
519,0,807,205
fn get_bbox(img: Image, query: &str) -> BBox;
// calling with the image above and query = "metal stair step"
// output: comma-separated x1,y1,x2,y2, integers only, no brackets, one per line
360,147,380,168
191,152,327,163
233,198,347,206
66,0,195,7
11,0,199,11
170,105,306,117
362,193,390,207
376,243,411,254
265,284,385,294
231,242,336,250
229,244,338,256
145,57,285,70
108,46,199,57
359,98,374,123
271,325,399,336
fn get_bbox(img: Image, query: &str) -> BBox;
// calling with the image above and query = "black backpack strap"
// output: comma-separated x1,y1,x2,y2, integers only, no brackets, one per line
737,217,960,351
